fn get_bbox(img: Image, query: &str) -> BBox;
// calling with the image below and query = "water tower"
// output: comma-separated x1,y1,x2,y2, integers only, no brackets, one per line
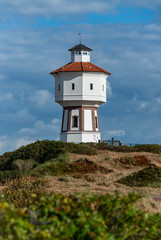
50,42,111,143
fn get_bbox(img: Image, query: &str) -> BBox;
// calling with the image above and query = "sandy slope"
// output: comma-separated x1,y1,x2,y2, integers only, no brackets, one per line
47,150,161,213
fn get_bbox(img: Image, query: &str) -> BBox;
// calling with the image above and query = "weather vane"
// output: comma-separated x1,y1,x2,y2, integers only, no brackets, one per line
78,33,82,43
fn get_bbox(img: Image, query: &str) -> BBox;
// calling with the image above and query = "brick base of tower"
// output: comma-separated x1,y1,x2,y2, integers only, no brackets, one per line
60,106,101,143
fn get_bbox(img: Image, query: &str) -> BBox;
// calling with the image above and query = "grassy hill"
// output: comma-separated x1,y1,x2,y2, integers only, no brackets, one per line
1,141,161,239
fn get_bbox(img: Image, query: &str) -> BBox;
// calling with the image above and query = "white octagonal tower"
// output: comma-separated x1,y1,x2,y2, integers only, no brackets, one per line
50,43,111,143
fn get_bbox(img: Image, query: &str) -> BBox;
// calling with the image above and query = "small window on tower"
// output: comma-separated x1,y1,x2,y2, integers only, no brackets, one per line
72,116,78,128
102,84,104,91
58,84,60,91
72,83,75,90
83,51,87,55
90,83,93,90
76,50,81,55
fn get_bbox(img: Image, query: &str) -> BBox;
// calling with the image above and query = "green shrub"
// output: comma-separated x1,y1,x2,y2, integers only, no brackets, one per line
134,144,161,153
94,143,161,154
118,166,161,187
12,159,35,172
1,192,161,239
30,161,68,177
0,140,97,172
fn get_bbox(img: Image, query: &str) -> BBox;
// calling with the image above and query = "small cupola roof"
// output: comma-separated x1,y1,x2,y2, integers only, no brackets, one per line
68,43,93,52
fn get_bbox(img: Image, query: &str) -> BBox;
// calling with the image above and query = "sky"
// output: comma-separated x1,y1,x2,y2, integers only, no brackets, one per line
0,0,161,154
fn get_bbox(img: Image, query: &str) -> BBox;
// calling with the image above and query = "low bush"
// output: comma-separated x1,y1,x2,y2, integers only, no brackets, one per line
30,161,68,177
96,143,136,152
94,143,161,154
134,144,161,153
0,192,161,239
118,166,161,187
12,159,35,172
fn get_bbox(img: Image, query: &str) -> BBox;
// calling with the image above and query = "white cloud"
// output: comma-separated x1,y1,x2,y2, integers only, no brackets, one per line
0,135,36,154
0,0,118,17
0,92,13,101
145,24,161,32
30,90,53,107
0,117,61,154
0,109,36,123
18,118,61,138
137,101,147,111
1,0,161,18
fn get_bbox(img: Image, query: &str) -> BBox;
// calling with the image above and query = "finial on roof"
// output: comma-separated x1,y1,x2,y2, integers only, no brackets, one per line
78,33,82,43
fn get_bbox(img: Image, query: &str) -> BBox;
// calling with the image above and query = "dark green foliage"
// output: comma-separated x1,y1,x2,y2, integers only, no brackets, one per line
93,143,161,153
0,140,97,172
0,171,22,184
118,166,161,187
95,143,136,152
1,192,161,239
134,144,161,153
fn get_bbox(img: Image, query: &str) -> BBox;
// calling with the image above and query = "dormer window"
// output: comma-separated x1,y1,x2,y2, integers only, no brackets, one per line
76,50,81,55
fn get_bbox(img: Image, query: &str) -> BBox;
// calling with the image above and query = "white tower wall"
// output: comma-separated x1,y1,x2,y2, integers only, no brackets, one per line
54,72,109,106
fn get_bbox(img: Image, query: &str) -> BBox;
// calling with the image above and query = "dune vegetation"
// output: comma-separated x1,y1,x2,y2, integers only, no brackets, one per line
1,140,161,239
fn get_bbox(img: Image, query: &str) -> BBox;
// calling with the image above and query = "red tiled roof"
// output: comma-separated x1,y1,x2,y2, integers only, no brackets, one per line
50,62,111,75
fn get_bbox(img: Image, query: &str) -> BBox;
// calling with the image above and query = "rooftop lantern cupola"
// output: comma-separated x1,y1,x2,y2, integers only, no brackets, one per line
50,42,111,143
68,43,93,62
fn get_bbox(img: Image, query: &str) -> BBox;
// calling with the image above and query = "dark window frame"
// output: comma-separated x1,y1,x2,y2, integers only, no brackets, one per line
90,83,93,90
72,83,75,90
72,115,78,128
95,116,98,129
